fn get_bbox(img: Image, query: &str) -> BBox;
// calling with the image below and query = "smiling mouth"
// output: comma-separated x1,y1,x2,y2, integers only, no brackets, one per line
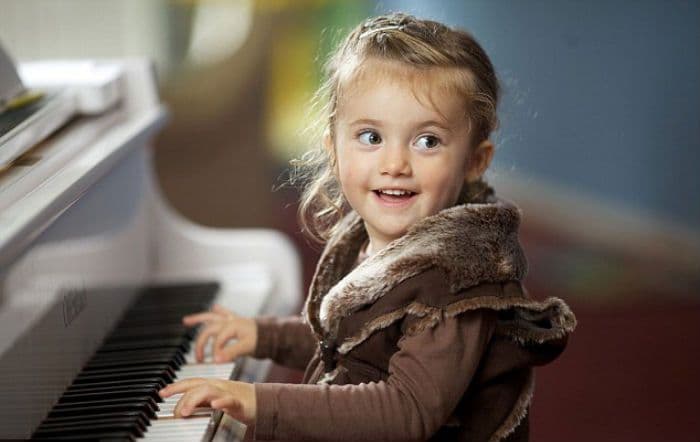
374,189,416,196
373,189,417,204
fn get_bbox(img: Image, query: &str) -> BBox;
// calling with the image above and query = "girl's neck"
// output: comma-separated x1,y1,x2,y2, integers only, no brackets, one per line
356,240,370,265
364,238,387,257
364,240,375,257
358,240,377,261
365,232,400,257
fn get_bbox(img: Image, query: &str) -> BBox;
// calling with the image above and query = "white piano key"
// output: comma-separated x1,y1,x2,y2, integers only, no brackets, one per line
141,417,213,442
184,339,214,364
142,418,214,441
139,363,236,442
145,417,211,432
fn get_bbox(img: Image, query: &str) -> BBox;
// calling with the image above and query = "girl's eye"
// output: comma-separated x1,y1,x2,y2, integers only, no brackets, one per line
415,135,441,150
358,130,382,145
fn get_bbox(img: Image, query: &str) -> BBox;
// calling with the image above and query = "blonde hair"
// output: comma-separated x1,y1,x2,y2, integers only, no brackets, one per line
292,13,500,244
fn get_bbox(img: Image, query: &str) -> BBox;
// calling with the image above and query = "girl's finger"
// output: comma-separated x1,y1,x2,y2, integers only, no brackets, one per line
182,311,225,326
194,323,222,362
212,304,235,318
213,324,239,354
159,377,206,397
214,341,247,363
174,384,225,418
211,396,242,412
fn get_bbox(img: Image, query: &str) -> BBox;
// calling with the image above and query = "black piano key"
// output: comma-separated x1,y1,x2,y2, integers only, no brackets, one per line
115,309,200,320
37,421,147,439
105,328,192,340
34,419,147,437
88,348,186,365
118,305,206,317
82,356,181,371
37,417,147,431
48,402,156,420
39,411,149,428
105,324,197,341
73,369,175,384
112,311,199,326
96,337,190,353
65,377,168,391
32,430,136,441
76,363,176,378
58,387,162,404
51,396,158,413
121,305,209,319
65,381,163,396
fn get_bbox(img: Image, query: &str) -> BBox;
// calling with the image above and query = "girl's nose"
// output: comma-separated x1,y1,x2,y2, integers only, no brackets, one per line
379,144,411,176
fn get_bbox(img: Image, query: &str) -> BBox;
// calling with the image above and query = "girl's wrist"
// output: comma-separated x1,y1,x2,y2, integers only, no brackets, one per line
248,382,257,425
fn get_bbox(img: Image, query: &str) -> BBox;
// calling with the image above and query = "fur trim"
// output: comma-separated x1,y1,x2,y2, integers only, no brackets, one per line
490,369,535,442
304,197,529,342
335,295,576,357
316,365,347,385
336,302,443,354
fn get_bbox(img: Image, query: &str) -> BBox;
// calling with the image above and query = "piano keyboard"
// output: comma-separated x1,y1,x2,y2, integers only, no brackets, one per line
32,282,247,441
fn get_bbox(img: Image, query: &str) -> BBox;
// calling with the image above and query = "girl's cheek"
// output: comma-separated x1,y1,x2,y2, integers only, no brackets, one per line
338,167,352,185
337,171,357,200
338,156,361,183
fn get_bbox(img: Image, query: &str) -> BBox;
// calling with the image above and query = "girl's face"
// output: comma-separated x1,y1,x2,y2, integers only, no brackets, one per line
329,61,493,253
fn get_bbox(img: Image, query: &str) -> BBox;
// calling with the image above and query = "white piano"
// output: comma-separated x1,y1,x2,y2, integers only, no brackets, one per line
0,59,301,440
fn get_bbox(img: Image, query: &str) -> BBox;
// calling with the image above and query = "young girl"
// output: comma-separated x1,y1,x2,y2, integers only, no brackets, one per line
159,13,576,441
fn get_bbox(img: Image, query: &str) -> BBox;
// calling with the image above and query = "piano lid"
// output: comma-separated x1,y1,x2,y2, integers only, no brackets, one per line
0,38,25,108
0,39,78,169
0,58,167,271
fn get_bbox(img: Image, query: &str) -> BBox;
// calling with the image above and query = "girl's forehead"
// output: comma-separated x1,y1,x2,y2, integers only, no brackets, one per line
341,58,468,93
337,59,471,121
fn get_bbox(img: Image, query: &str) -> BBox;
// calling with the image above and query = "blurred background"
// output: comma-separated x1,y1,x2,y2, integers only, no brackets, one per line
1,0,698,440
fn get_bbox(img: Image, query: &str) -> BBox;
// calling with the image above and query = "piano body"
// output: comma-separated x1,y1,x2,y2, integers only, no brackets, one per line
0,59,301,440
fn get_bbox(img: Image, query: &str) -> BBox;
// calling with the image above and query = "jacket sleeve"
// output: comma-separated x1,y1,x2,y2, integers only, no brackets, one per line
252,315,319,371
253,309,496,441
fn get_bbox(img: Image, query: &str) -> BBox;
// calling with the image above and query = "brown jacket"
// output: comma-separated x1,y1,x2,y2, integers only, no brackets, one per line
252,196,576,441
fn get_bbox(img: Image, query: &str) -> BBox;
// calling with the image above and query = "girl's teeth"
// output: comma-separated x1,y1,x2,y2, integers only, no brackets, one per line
380,190,410,196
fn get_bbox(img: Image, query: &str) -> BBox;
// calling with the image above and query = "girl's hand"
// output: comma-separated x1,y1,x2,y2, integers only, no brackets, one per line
159,378,256,425
183,304,258,363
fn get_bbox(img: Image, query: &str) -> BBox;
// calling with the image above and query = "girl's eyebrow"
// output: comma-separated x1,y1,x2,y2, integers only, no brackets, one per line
349,118,383,127
415,120,452,132
348,118,452,132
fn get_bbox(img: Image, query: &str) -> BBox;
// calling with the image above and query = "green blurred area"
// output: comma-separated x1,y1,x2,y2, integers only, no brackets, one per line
262,0,371,162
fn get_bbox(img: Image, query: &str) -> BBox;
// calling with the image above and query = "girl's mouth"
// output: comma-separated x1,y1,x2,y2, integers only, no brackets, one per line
373,189,417,207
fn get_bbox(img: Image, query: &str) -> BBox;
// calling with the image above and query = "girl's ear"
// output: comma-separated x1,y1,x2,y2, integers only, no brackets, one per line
323,129,339,175
322,129,333,154
465,139,494,182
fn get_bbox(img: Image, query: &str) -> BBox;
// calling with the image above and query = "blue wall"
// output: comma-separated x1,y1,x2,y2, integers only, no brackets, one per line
378,0,700,230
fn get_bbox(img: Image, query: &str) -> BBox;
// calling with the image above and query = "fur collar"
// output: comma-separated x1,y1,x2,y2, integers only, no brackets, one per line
302,194,529,342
